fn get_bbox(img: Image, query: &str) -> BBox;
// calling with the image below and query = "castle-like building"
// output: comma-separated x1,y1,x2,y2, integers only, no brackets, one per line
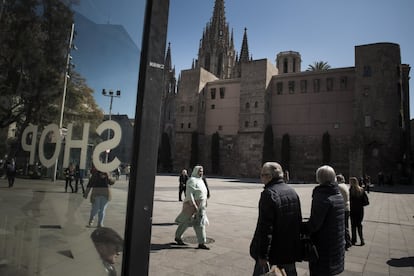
160,0,411,182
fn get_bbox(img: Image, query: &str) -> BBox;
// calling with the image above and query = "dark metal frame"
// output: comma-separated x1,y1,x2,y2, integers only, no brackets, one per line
122,0,170,275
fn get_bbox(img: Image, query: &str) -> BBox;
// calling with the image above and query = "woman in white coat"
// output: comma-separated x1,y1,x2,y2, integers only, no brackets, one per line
174,165,210,249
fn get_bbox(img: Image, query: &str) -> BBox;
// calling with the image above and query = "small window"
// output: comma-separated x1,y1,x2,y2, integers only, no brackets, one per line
245,102,250,109
254,101,258,108
219,87,225,99
340,77,347,89
210,88,216,99
253,121,258,127
188,123,191,128
300,80,307,93
277,82,283,95
313,79,320,92
244,121,249,127
180,106,185,112
283,58,288,73
326,78,333,91
218,125,223,131
288,81,295,94
189,105,193,112
363,65,371,77
211,104,215,109
180,123,184,129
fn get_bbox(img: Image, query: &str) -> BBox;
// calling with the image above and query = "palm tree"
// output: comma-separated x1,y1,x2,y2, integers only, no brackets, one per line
307,61,331,71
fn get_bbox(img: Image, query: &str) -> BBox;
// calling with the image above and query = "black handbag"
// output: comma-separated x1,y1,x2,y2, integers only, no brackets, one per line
300,234,319,262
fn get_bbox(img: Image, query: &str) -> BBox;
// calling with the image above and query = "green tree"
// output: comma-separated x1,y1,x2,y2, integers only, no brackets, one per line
281,133,290,171
211,132,220,174
322,132,331,164
190,131,199,169
262,125,275,164
307,61,331,71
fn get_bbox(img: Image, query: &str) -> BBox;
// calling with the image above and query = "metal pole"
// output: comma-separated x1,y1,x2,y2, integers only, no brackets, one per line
105,95,114,163
53,23,75,182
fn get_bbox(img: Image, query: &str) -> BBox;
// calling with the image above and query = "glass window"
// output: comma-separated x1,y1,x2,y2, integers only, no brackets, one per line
288,81,295,94
300,80,307,93
211,88,216,99
313,79,320,92
327,78,333,91
246,102,250,109
363,65,372,77
211,104,215,109
340,77,347,89
245,121,249,127
219,87,225,99
181,106,185,112
189,105,193,112
277,82,283,95
254,101,258,108
0,1,167,274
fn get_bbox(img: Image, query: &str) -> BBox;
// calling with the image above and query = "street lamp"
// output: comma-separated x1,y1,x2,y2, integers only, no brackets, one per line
53,23,76,182
102,89,121,163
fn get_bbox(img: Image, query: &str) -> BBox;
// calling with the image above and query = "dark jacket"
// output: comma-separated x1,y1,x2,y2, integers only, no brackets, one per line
250,178,302,265
307,183,345,275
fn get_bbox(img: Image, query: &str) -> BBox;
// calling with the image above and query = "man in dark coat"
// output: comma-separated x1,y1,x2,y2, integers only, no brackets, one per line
306,165,345,275
250,162,302,276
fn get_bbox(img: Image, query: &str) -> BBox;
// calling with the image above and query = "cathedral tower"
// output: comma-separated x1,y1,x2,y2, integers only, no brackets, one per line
196,0,236,79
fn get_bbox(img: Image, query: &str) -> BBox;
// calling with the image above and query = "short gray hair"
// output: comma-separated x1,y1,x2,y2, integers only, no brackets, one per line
262,162,284,179
316,165,336,184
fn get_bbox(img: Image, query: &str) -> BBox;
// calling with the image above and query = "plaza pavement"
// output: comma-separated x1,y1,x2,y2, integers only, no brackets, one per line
0,175,413,275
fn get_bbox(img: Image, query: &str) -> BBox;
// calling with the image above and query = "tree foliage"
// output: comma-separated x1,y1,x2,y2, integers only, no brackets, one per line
211,132,220,174
0,0,103,154
307,61,331,71
262,125,275,164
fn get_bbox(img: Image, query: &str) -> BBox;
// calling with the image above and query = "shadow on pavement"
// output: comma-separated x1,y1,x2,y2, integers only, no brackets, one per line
386,256,414,267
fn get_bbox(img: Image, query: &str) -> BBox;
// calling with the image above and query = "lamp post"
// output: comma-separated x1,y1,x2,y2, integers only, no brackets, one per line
102,89,121,163
53,23,76,182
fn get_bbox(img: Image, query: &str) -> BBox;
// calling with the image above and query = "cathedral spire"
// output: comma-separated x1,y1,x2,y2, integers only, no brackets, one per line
165,42,172,71
239,28,250,63
211,0,226,41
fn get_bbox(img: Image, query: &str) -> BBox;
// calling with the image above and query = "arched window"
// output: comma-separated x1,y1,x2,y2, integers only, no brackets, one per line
254,101,258,108
253,121,258,127
245,102,250,109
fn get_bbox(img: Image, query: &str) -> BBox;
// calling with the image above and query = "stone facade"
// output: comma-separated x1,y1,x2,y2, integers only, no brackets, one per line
162,1,411,182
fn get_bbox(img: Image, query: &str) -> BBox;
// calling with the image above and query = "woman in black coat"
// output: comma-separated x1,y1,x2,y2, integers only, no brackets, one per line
306,165,345,276
349,177,368,246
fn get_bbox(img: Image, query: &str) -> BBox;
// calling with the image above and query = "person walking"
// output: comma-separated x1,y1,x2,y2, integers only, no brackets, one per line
349,177,369,246
336,174,352,250
250,162,302,276
5,158,16,188
74,164,85,194
305,165,345,276
64,163,75,192
84,170,114,228
178,169,188,201
174,165,210,250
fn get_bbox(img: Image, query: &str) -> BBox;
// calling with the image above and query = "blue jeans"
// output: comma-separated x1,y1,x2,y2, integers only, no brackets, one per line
89,196,109,226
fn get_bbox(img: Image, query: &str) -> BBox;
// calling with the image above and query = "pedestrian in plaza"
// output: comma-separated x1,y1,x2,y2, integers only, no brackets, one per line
377,171,384,186
364,175,371,193
64,163,75,192
125,164,130,181
178,169,188,201
349,177,369,246
74,163,85,194
336,174,352,250
5,158,16,188
84,170,114,228
250,162,302,276
91,227,123,276
174,165,210,250
304,165,345,276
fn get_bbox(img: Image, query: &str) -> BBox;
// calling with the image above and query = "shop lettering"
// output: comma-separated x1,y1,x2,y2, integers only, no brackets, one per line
21,121,122,173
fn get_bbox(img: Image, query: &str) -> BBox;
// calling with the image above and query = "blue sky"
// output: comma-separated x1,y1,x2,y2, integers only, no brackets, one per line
73,0,414,118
